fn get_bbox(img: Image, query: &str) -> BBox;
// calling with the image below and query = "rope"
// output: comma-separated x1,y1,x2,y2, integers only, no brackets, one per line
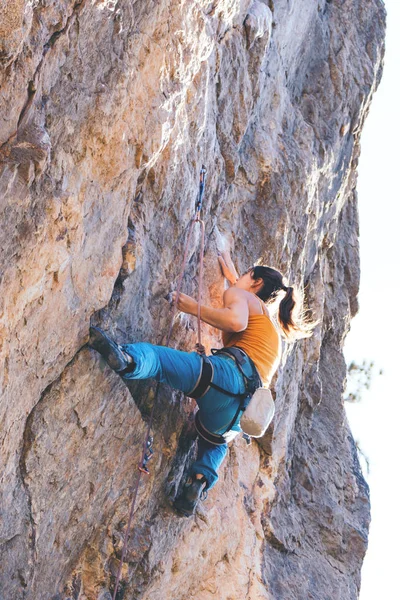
111,167,207,600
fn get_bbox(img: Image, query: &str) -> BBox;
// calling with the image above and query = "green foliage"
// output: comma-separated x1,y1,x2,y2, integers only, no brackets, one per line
344,359,383,403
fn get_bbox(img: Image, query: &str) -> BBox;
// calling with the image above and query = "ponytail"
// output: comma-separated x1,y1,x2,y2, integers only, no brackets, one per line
278,286,315,341
251,266,316,341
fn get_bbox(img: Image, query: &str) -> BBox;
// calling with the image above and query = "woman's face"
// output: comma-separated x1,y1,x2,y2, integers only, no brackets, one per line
235,269,263,292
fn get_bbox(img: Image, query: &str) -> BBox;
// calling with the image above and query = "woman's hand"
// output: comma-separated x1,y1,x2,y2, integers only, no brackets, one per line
171,291,198,315
218,250,239,285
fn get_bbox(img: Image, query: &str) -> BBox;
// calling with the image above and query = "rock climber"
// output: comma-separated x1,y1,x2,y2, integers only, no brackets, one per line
88,251,314,516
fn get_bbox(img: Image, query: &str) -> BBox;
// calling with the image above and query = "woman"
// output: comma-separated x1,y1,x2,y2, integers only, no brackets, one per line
89,252,313,516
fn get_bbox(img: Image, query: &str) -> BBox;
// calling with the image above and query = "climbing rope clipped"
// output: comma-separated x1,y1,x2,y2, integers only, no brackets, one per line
111,166,207,600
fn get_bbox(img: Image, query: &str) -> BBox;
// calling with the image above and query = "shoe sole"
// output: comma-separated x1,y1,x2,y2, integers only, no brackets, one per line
172,500,195,517
88,326,127,372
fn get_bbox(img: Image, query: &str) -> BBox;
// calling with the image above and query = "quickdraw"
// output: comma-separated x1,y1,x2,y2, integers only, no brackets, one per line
138,436,154,475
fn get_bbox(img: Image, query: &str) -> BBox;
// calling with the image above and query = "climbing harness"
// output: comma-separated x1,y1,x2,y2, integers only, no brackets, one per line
190,347,262,445
189,346,261,400
111,166,208,600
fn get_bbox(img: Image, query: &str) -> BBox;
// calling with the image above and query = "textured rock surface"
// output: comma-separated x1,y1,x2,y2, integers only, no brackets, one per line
0,1,385,599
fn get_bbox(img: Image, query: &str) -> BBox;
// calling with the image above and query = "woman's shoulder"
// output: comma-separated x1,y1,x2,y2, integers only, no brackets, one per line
222,286,251,306
223,286,246,298
247,292,268,316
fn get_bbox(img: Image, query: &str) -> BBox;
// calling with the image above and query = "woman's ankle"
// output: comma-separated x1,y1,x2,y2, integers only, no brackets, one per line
122,350,133,364
194,474,207,486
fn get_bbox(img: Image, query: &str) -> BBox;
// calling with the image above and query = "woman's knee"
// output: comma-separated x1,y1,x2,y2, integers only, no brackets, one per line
120,342,202,394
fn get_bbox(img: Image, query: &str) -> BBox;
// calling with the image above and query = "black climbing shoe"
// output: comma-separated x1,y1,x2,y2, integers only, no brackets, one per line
173,476,208,517
88,326,135,375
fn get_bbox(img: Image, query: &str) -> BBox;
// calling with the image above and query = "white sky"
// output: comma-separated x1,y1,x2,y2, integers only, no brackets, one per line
344,1,400,598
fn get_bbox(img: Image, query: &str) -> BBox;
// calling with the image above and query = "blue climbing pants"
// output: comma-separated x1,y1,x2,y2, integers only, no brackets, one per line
120,342,247,489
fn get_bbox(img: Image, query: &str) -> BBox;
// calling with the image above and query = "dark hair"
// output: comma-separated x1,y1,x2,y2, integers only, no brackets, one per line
251,266,316,341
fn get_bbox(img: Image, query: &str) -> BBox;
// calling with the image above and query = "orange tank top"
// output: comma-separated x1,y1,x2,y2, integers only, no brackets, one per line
222,307,281,386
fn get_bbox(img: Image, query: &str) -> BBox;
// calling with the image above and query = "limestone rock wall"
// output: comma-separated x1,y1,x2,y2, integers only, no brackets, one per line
0,1,385,599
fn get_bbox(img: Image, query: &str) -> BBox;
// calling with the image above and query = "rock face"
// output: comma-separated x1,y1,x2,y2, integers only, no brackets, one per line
0,1,385,599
